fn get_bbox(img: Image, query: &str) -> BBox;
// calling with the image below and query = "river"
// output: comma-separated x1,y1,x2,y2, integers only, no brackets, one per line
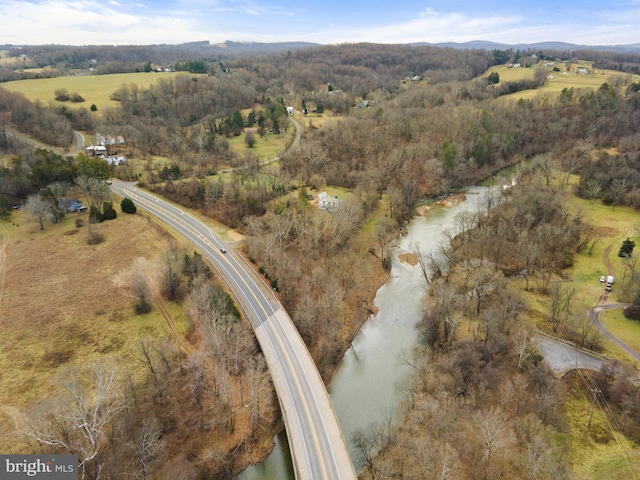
237,186,488,479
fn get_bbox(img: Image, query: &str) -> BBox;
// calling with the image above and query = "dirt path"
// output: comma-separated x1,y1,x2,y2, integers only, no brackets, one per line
0,226,8,313
154,293,193,354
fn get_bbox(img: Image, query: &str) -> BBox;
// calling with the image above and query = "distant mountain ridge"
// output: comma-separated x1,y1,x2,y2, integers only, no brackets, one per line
3,39,639,58
412,40,640,53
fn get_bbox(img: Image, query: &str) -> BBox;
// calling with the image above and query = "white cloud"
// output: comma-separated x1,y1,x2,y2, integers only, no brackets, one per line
0,0,210,44
0,1,637,46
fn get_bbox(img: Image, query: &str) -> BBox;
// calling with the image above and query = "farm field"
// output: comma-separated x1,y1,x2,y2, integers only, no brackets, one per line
481,62,639,101
1,71,203,111
0,209,185,443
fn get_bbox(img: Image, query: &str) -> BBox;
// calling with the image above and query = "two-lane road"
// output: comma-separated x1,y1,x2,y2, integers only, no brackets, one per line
110,180,356,480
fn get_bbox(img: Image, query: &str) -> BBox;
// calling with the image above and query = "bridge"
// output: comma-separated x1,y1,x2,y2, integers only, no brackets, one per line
110,180,357,480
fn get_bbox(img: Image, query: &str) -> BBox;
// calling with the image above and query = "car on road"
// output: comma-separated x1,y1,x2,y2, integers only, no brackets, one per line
220,248,227,253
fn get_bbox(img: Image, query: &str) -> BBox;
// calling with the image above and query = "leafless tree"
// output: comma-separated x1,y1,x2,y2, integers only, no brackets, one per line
584,178,602,209
76,175,111,212
127,417,164,480
22,366,125,480
25,193,48,230
473,407,515,480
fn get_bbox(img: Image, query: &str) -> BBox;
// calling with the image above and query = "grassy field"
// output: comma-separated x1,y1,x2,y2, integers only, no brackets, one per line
227,130,287,161
529,173,640,476
1,71,201,111
481,61,640,101
0,207,188,444
563,375,640,480
601,309,640,353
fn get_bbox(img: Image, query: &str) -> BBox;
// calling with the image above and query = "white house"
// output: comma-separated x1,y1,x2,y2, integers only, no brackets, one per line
85,145,108,156
104,155,126,166
318,192,342,212
286,106,300,114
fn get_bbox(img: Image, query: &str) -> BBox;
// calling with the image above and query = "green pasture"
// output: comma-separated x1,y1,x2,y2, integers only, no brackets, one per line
564,385,640,480
600,308,640,354
227,131,287,161
1,71,200,111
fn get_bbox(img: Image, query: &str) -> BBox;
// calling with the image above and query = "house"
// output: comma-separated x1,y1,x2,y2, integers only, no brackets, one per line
104,155,126,166
65,200,87,213
318,192,342,212
286,106,300,114
85,145,108,156
578,68,589,75
508,63,521,68
356,100,369,108
96,133,125,147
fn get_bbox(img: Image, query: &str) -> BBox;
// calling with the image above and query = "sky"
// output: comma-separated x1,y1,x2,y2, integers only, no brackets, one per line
0,0,639,47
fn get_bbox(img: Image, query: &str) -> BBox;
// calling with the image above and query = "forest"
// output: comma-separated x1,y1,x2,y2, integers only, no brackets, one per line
2,42,640,479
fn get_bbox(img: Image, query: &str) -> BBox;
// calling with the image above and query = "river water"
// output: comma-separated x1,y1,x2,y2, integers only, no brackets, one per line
237,186,488,479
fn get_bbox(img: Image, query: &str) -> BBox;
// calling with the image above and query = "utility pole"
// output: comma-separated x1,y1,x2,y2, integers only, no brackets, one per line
588,387,602,431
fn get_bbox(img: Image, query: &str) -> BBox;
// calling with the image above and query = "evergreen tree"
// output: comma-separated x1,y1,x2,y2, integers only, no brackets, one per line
121,197,137,214
619,238,636,258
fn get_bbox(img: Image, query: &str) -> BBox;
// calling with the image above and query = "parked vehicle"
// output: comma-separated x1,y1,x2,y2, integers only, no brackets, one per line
605,275,614,292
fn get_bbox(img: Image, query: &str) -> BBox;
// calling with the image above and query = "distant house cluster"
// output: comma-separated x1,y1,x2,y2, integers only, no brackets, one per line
318,192,342,212
84,133,126,165
96,133,125,148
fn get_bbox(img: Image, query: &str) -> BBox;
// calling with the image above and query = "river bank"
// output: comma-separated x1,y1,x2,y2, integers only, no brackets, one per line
237,187,488,479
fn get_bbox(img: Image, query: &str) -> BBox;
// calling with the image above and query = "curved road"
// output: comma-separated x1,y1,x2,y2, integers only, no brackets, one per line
590,303,640,362
110,179,356,480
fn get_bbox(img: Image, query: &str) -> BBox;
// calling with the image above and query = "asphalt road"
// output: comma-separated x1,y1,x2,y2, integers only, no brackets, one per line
590,303,640,362
110,179,356,480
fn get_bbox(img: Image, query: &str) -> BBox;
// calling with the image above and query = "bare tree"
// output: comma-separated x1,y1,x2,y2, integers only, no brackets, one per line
22,365,125,480
127,417,164,480
25,194,48,230
584,178,602,209
473,407,515,480
76,175,111,212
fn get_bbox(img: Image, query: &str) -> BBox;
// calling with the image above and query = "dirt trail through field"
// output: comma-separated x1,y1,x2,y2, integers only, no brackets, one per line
154,293,192,354
0,226,8,313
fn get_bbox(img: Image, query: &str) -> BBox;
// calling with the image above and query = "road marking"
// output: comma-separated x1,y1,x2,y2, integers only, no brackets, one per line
116,183,335,478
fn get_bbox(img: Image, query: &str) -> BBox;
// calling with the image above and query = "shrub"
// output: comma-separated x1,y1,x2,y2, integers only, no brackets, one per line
89,205,104,223
86,224,105,244
75,218,85,228
102,201,117,220
134,295,152,314
121,197,137,214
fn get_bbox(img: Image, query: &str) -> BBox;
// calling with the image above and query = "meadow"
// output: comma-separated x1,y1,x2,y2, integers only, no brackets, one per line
482,61,639,101
1,71,201,111
0,208,186,443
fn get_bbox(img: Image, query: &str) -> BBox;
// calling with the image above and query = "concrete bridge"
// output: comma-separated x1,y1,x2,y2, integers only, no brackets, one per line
110,180,357,480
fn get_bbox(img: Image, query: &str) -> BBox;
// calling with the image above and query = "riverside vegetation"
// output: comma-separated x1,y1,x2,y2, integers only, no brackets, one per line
1,43,640,478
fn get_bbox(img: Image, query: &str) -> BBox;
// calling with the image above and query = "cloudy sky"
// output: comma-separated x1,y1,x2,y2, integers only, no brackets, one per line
0,0,639,46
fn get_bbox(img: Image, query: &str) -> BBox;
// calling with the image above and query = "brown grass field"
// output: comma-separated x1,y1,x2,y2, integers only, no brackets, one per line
0,71,203,111
0,208,188,445
481,61,640,101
